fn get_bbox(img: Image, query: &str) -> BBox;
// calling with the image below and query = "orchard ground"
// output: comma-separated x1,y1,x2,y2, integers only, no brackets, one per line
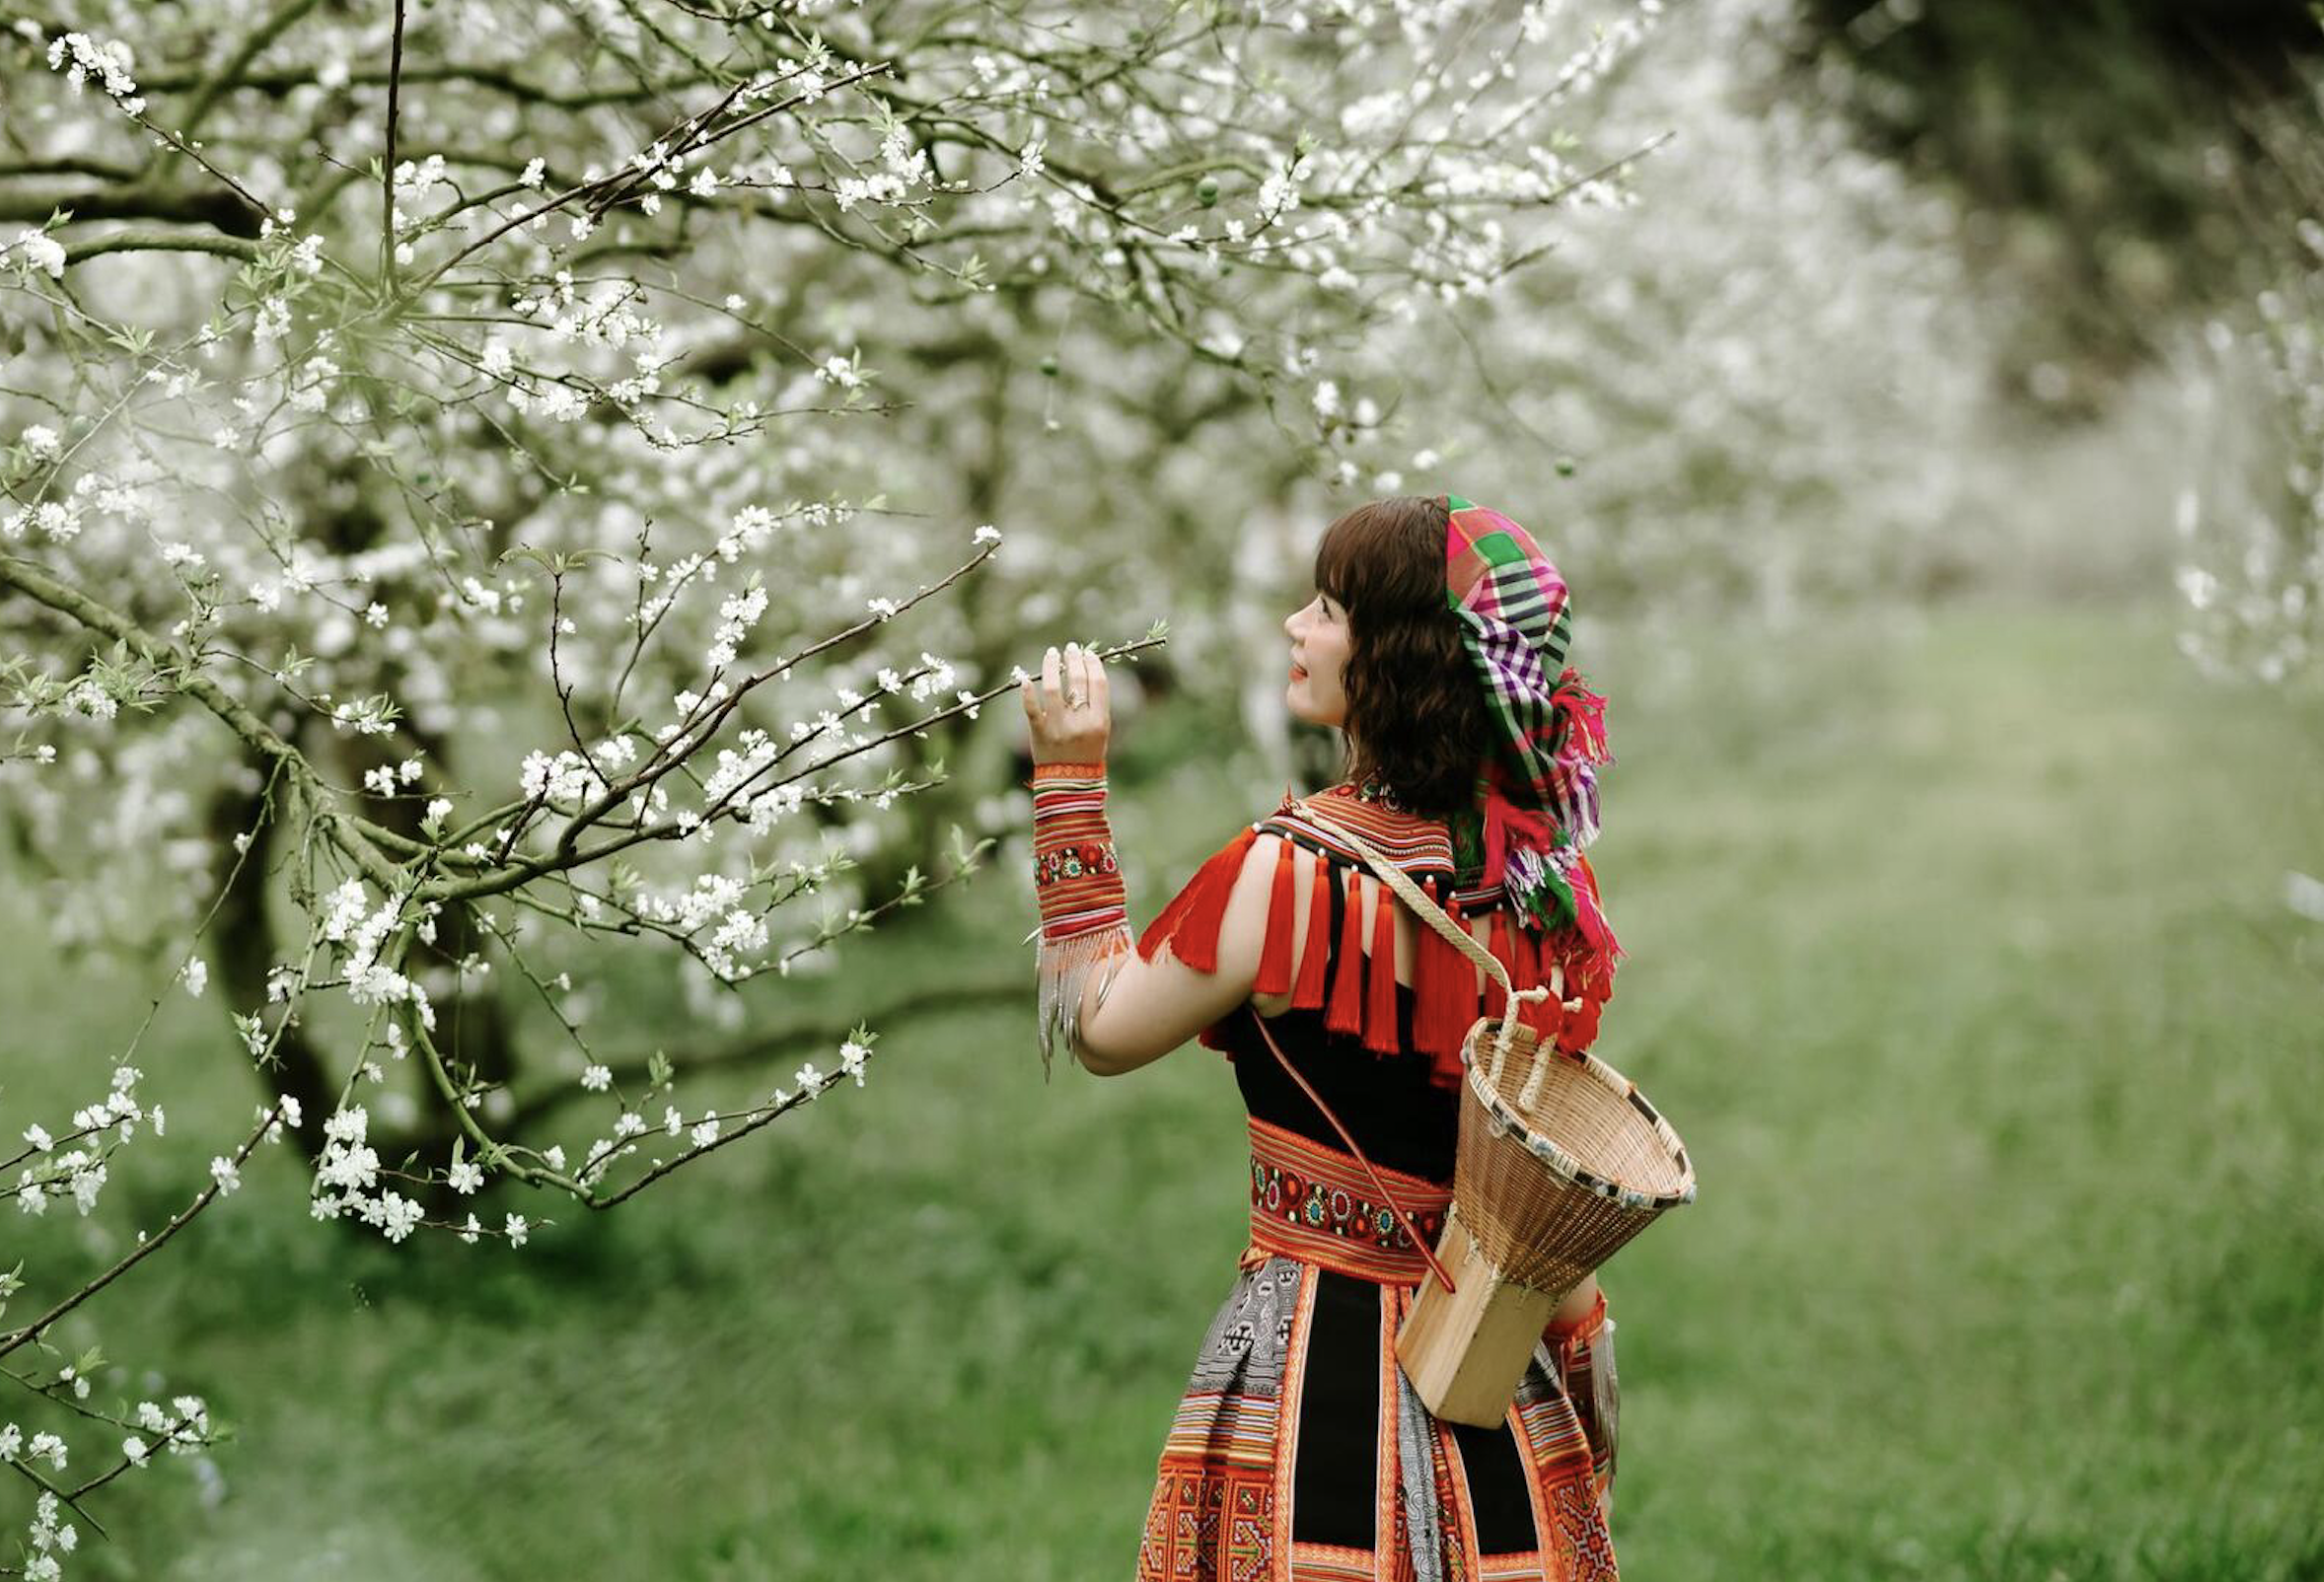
8,596,2320,1580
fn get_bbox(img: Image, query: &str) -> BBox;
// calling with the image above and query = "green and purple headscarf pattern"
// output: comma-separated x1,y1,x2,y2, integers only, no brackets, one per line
1442,494,1616,950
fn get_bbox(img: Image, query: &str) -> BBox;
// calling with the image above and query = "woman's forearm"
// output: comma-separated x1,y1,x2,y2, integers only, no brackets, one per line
1551,1272,1601,1330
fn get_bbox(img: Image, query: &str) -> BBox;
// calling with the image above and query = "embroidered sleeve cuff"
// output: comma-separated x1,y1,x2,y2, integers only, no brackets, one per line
1032,765,1126,943
1031,765,1130,1081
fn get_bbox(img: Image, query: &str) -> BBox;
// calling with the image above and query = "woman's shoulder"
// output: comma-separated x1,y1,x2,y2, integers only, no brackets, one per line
1261,782,1456,875
1261,783,1538,917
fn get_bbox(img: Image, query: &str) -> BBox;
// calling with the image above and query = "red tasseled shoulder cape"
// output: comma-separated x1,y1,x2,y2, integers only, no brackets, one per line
1134,783,1617,1091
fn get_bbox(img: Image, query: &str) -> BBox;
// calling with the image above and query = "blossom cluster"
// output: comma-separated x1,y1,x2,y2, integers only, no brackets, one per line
12,1065,157,1217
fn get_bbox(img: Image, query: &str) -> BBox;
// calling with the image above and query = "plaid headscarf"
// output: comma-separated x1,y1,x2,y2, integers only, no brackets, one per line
1441,494,1617,952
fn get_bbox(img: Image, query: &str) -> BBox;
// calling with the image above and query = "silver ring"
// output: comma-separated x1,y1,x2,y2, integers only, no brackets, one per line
1066,691,1087,709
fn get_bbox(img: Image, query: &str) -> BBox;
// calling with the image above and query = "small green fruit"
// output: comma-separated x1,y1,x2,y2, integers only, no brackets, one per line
1195,176,1220,207
1039,354,1059,377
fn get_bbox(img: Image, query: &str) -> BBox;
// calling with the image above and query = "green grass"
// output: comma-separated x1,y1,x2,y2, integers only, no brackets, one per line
6,600,2320,1579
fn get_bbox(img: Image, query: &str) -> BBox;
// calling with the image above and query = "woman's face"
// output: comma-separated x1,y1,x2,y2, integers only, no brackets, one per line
1283,591,1351,728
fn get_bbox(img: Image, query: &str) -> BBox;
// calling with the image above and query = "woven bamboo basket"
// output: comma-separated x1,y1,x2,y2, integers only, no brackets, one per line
1395,1005,1696,1425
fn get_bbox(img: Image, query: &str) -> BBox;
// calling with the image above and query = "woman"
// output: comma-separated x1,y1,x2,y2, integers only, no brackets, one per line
1022,494,1625,1581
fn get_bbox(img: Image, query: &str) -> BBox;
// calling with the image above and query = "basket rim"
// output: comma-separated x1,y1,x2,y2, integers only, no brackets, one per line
1462,1031,1698,1211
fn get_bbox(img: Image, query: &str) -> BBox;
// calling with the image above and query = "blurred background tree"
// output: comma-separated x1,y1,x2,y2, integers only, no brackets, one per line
1791,0,2324,404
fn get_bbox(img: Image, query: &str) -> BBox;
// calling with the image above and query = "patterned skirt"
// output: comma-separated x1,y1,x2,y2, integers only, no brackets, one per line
1135,1117,1618,1582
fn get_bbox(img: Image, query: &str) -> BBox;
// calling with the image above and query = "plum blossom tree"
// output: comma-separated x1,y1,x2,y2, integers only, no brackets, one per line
0,0,1660,1565
1404,0,1998,629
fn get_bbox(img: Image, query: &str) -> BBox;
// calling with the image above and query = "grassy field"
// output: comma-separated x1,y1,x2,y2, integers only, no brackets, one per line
7,599,2321,1580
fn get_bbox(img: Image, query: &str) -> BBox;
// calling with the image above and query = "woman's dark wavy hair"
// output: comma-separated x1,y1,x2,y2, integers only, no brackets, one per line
1313,495,1491,821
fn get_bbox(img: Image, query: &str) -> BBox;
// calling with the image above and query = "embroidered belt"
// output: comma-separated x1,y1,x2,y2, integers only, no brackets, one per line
1242,1115,1452,1285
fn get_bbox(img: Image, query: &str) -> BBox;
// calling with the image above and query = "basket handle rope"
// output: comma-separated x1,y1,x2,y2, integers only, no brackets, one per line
1293,805,1567,1102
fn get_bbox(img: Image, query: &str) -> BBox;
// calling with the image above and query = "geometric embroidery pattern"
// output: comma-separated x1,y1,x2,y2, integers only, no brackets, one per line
1139,1463,1276,1581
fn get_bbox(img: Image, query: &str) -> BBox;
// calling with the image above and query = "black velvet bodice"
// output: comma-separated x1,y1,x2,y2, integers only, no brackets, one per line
1218,989,1460,1182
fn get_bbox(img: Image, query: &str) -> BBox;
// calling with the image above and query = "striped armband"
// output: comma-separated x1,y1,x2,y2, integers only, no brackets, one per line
1029,761,1132,1080
1031,761,1127,942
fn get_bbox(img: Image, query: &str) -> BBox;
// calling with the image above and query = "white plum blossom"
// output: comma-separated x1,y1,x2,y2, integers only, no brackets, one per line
706,585,767,668
44,31,142,111
374,1191,423,1243
6,228,66,277
837,1040,871,1088
519,749,607,809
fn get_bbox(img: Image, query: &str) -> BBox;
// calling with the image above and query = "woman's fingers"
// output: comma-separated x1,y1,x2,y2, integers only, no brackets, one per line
1032,641,1111,720
1024,642,1111,750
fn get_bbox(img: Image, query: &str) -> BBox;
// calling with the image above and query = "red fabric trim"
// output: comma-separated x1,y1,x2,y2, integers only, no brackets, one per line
1253,838,1296,995
1522,925,1569,1044
1362,874,1400,1054
1561,997,1600,1051
1483,909,1513,1021
1135,825,1259,973
1409,877,1454,1064
1324,866,1366,1038
1568,849,1622,962
1506,921,1540,1039
1290,854,1332,1011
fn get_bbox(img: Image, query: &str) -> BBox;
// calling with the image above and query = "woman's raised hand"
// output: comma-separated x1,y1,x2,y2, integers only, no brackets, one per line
1021,641,1111,766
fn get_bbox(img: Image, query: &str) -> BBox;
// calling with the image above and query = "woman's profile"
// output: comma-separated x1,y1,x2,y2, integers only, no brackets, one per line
1021,494,1625,1580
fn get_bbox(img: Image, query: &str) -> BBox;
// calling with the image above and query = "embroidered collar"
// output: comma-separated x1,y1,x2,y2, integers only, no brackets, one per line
1268,782,1455,880
1344,774,1410,813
